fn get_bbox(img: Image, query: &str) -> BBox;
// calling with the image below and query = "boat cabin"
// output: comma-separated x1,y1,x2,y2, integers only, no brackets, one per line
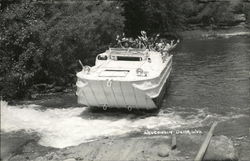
95,48,150,66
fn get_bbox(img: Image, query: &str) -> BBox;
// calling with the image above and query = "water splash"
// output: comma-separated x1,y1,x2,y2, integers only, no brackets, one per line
1,102,248,148
1,102,199,148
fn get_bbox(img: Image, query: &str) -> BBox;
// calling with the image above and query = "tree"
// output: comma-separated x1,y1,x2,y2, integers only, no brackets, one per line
42,1,124,85
0,2,46,98
122,0,184,37
0,0,124,99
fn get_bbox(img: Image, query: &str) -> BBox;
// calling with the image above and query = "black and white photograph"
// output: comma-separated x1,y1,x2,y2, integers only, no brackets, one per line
0,0,250,160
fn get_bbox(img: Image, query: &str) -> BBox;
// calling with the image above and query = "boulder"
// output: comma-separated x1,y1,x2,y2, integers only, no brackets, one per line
204,135,238,161
198,0,216,3
63,158,76,161
158,150,169,157
233,14,246,23
157,144,170,157
177,135,238,161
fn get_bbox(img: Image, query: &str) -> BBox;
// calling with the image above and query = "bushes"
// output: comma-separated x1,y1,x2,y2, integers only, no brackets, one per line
0,2,46,99
180,1,241,28
123,0,184,37
0,1,124,99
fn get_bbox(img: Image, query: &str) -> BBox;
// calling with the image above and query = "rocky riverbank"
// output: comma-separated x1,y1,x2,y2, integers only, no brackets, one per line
180,26,250,40
1,96,250,161
181,29,250,40
178,0,250,40
1,130,249,161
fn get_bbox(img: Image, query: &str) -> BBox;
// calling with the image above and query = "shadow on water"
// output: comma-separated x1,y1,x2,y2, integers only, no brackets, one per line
21,93,79,109
80,106,161,120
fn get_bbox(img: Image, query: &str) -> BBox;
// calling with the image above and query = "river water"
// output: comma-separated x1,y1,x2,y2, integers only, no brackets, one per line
166,37,250,111
1,36,250,149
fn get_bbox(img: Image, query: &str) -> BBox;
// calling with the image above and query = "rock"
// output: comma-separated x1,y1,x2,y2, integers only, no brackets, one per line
44,152,61,160
157,144,170,157
236,22,247,28
34,156,47,161
0,131,39,161
31,94,38,99
54,86,64,92
203,135,239,161
75,157,84,161
233,14,246,23
158,151,169,157
198,0,216,3
63,158,76,161
177,135,238,161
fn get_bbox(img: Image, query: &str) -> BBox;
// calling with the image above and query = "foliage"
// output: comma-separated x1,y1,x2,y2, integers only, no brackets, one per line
122,0,185,37
212,2,235,26
0,1,124,99
122,0,242,35
242,3,250,26
0,0,21,10
0,2,46,98
181,1,236,27
42,1,124,85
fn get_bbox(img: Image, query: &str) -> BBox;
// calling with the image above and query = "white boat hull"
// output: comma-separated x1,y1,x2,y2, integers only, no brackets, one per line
76,57,172,109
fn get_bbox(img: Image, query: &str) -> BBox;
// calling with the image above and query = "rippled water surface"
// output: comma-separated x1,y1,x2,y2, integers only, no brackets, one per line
165,37,250,113
1,37,250,148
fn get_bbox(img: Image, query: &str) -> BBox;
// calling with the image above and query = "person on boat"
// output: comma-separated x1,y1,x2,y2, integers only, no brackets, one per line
137,38,143,48
119,33,134,48
168,39,180,51
152,33,160,50
156,39,165,52
163,40,173,52
138,30,149,49
127,37,135,47
162,39,180,54
132,38,140,48
148,37,155,50
116,35,123,48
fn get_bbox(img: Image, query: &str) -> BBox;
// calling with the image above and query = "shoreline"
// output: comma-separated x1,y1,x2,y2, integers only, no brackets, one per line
180,28,250,40
1,114,249,161
1,93,250,161
1,129,249,161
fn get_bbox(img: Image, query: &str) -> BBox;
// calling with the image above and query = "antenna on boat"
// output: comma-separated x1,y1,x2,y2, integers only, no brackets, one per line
78,60,84,70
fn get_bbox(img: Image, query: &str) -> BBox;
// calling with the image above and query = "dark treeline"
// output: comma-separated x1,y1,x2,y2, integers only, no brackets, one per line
0,0,249,99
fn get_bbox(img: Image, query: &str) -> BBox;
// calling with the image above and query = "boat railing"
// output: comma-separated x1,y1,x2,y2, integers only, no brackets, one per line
108,48,148,56
109,47,146,52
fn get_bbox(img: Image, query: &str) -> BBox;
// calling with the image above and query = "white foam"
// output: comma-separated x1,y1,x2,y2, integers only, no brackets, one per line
1,102,198,148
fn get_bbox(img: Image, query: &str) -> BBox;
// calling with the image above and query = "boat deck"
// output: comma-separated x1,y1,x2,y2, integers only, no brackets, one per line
77,53,172,81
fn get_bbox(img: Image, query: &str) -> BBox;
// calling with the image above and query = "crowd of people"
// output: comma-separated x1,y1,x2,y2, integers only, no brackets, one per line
115,31,180,53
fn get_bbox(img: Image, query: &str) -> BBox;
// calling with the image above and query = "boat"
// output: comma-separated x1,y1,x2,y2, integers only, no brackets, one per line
76,32,179,110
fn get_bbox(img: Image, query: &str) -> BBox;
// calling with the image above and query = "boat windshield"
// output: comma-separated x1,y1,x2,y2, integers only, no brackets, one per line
116,56,142,61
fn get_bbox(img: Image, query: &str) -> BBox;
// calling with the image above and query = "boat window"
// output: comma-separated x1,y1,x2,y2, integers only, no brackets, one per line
116,56,142,61
97,55,108,60
148,57,151,63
